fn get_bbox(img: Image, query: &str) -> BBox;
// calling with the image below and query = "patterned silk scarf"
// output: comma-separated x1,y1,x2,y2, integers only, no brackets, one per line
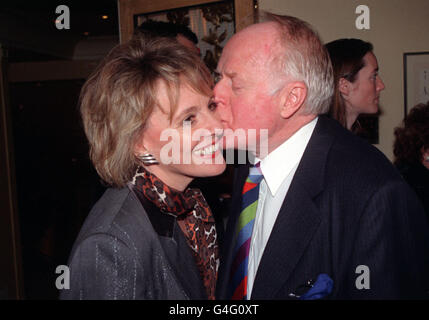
131,167,219,300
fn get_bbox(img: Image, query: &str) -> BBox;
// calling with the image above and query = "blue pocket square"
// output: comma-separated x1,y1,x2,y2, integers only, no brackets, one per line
299,274,333,300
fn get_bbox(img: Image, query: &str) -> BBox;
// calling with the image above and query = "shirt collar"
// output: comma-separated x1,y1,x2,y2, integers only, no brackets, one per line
257,117,318,196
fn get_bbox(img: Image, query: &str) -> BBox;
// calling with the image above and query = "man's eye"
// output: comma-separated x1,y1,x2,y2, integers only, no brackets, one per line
208,101,218,111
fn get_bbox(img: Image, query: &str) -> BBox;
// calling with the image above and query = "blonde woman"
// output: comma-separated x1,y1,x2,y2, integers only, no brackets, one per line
60,35,225,300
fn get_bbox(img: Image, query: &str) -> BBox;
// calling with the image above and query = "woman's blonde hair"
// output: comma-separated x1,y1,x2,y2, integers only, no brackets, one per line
80,35,212,187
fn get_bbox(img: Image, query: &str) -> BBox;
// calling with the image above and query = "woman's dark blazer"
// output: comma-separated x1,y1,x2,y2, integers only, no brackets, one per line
60,187,207,300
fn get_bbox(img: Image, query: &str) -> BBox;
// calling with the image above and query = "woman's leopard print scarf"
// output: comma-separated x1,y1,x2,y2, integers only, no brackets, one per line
131,166,219,299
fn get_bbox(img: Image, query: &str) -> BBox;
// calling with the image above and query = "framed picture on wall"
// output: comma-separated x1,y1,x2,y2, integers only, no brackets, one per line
118,0,255,43
118,0,255,74
403,51,429,116
135,1,235,74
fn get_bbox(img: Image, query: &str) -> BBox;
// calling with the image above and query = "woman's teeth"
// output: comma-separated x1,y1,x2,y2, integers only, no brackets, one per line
194,143,219,156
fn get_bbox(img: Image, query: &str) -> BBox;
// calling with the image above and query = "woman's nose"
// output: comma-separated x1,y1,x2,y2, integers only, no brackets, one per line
377,76,385,92
206,108,223,132
213,83,232,128
197,111,224,147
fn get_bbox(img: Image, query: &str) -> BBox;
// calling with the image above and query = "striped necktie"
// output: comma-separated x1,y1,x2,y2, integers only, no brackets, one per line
230,162,263,300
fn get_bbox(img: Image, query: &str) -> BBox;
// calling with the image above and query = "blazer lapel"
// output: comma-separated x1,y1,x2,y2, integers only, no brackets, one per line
159,226,207,299
251,116,336,299
131,190,207,299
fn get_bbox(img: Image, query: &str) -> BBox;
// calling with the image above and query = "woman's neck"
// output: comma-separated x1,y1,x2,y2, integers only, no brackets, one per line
143,166,192,192
346,111,359,131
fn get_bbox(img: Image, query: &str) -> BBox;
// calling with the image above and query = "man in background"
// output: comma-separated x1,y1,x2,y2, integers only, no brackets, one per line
136,20,200,55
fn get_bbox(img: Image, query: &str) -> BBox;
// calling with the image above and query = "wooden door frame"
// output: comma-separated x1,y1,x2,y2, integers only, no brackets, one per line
0,45,24,300
117,0,255,43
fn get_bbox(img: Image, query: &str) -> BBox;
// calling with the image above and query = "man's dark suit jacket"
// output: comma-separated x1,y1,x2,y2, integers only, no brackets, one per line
60,187,207,299
217,115,429,300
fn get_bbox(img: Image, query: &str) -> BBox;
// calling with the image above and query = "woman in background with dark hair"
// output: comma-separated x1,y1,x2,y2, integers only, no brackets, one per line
325,38,385,131
394,102,429,218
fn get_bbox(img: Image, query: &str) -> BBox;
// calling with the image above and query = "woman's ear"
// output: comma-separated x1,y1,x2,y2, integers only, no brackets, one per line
339,77,351,97
133,134,147,157
279,81,307,119
422,147,429,160
134,145,145,157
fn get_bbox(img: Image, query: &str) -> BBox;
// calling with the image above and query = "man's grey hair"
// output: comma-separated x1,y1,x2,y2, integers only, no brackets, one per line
261,12,334,115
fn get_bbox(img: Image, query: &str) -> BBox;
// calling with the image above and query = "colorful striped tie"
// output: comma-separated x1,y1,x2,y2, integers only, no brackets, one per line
230,162,263,300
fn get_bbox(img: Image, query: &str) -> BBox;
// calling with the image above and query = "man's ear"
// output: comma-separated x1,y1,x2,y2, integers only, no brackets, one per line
279,81,307,119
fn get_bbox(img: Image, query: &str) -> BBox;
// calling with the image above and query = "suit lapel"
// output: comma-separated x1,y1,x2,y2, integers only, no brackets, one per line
251,116,336,299
250,180,322,299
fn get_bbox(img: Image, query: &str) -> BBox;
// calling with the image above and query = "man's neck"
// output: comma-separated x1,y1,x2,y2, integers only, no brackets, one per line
256,114,317,158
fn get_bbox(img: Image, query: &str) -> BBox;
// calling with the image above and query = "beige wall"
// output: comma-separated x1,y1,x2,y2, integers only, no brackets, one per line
260,0,429,161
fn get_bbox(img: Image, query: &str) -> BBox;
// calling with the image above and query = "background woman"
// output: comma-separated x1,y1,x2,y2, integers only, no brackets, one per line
60,35,226,300
325,38,385,130
394,102,429,219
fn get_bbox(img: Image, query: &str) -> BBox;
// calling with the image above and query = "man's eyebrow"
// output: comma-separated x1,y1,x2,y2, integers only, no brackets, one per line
214,70,236,78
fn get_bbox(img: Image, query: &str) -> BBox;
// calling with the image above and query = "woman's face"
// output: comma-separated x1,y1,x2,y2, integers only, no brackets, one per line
137,81,226,191
343,52,385,116
422,148,429,170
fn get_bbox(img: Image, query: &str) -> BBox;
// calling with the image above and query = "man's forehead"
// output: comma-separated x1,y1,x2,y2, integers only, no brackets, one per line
238,21,278,37
218,23,278,71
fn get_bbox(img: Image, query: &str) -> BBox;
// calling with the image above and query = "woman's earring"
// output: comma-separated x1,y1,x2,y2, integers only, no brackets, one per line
138,152,159,165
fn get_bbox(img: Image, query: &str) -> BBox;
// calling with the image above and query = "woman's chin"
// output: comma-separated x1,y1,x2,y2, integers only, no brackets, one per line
190,151,226,176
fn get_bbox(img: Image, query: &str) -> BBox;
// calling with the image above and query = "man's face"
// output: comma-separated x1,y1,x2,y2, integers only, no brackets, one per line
213,23,283,152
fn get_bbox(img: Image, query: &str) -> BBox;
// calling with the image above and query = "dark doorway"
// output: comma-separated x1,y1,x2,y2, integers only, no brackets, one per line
1,0,118,299
9,79,106,299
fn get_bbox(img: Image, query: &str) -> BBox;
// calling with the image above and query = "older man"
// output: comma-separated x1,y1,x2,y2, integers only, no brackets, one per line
214,13,429,300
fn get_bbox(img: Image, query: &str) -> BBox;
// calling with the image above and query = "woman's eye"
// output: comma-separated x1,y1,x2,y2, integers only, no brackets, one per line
214,72,222,84
183,115,195,125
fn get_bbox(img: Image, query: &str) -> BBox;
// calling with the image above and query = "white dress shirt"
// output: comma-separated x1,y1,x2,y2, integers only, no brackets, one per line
247,117,318,298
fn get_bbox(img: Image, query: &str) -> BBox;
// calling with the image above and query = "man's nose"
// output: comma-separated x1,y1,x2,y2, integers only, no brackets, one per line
213,82,232,127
